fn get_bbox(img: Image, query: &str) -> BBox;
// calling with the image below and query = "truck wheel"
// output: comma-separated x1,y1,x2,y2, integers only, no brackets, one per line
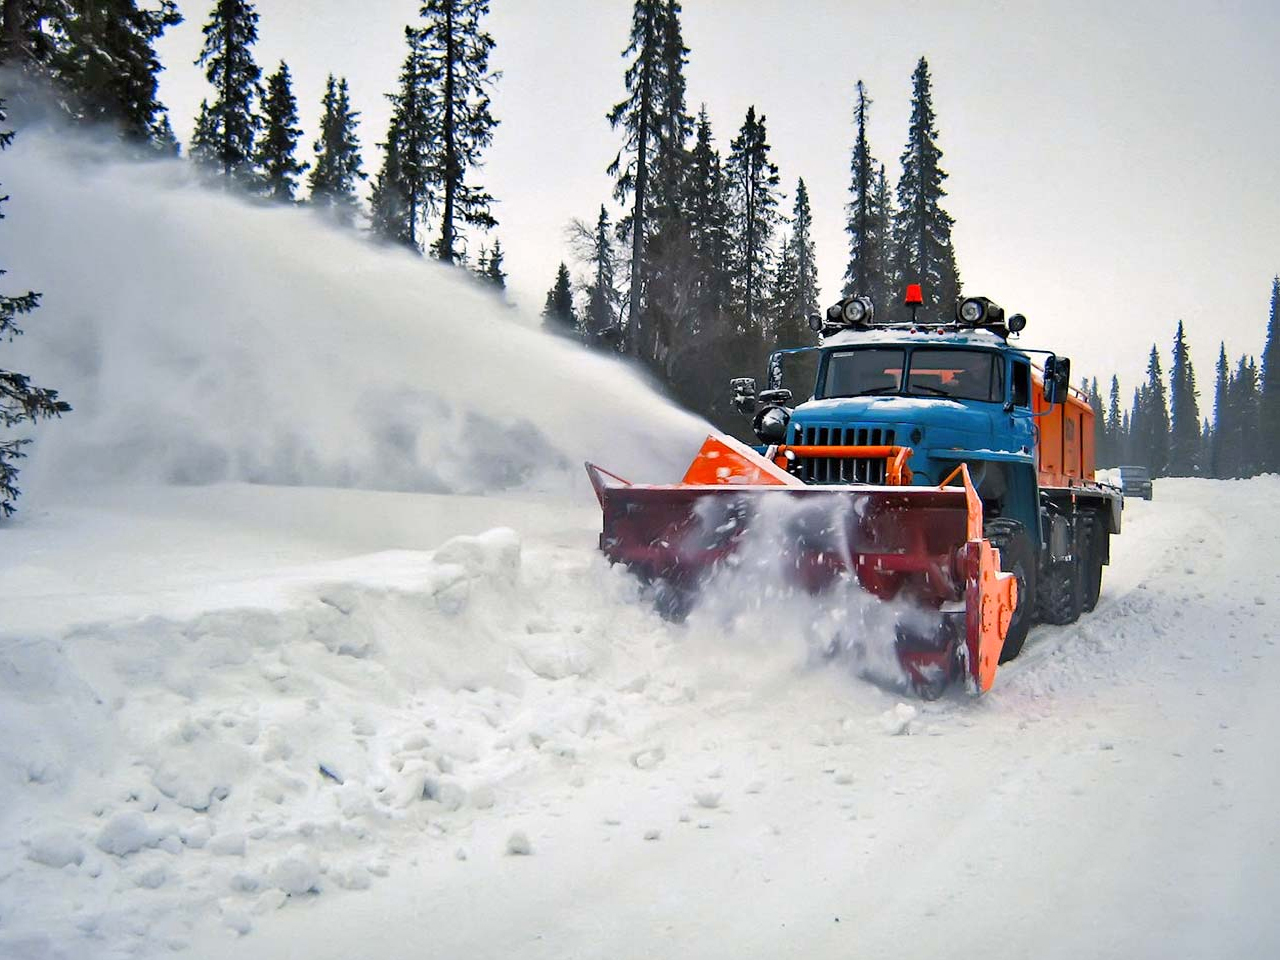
1080,515,1105,613
1037,553,1083,626
984,519,1036,663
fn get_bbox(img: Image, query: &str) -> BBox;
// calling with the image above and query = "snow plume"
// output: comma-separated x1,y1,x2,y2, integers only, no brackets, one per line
0,127,706,501
675,492,913,691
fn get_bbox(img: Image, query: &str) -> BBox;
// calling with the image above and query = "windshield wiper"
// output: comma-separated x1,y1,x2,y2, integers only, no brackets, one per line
851,386,899,397
907,385,965,402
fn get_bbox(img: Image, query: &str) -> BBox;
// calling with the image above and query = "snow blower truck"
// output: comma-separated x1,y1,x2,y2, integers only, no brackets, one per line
586,288,1123,698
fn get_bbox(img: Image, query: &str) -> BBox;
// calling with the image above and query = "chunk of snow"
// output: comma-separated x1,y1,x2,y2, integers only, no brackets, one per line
95,812,161,857
879,703,918,736
25,831,85,869
506,831,533,856
693,790,722,809
270,846,322,896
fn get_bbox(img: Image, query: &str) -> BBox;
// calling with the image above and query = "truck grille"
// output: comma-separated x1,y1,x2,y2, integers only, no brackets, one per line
794,425,897,485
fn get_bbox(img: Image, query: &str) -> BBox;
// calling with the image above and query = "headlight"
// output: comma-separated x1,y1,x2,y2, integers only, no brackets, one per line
753,405,790,444
841,296,873,326
826,304,843,321
959,298,985,324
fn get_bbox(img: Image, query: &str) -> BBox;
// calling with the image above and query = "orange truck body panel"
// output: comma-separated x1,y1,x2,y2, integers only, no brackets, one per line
1033,376,1096,487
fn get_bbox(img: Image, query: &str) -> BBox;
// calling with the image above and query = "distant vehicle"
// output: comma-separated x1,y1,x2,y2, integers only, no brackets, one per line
1118,465,1153,500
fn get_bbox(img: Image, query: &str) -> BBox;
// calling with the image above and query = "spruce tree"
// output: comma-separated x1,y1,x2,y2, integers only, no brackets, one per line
686,107,731,331
542,262,577,338
3,1,181,144
195,0,263,184
1230,355,1260,477
725,105,781,336
371,29,436,251
1260,276,1280,472
0,105,70,517
1142,345,1170,475
1168,320,1202,475
255,60,307,202
1106,375,1122,467
152,112,179,155
417,0,499,263
766,178,819,350
892,56,959,322
309,75,365,223
580,205,621,349
1210,342,1230,478
608,0,682,356
844,81,892,309
481,237,506,288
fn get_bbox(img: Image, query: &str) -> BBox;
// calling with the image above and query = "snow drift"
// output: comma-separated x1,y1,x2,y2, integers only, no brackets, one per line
0,129,705,501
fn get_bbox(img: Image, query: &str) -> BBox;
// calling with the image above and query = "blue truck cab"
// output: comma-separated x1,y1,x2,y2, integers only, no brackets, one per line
731,294,1124,661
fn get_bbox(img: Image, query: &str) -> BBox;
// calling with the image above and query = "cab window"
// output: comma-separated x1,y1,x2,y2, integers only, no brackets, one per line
1011,360,1030,408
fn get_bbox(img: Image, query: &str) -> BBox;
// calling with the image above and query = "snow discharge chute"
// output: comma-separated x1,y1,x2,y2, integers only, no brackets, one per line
587,434,1018,697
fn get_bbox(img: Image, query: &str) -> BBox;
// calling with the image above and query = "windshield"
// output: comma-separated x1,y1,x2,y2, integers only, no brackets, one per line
907,348,1004,402
821,348,905,398
821,347,1005,402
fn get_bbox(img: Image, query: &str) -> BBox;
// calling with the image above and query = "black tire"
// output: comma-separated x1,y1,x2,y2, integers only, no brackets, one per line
1037,547,1084,626
1080,514,1105,613
984,518,1037,663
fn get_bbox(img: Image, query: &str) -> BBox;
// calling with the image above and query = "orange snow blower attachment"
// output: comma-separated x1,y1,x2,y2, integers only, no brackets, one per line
586,435,1017,696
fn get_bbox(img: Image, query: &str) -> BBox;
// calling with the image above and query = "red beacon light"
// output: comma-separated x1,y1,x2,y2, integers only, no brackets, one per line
904,284,924,306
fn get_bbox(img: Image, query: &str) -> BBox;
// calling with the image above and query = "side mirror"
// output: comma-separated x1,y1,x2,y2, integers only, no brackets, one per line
1043,355,1071,405
730,377,757,416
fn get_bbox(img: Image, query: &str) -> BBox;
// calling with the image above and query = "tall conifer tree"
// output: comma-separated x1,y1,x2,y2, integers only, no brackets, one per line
893,57,959,322
371,29,436,250
195,0,262,184
725,105,780,336
418,0,499,263
844,81,891,308
1143,345,1170,475
581,206,622,350
256,60,307,201
1259,276,1280,472
309,75,365,223
542,262,577,338
1210,342,1230,478
1168,320,1202,475
686,107,731,331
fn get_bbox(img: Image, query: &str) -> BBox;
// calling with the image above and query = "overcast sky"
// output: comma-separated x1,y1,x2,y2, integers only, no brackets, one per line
157,0,1280,398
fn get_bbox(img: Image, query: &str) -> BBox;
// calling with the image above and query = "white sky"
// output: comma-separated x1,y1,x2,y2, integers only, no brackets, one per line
156,0,1280,400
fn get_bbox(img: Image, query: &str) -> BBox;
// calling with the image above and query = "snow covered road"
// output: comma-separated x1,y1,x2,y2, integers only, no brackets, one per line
3,477,1278,960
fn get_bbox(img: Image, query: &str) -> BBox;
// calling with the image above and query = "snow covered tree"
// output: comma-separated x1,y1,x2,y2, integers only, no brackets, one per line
725,105,780,335
542,262,577,338
371,28,436,251
1228,355,1260,477
893,57,959,323
417,0,499,263
1,1,181,145
844,80,892,310
195,0,262,185
308,75,365,223
255,60,307,202
1168,320,1202,475
151,111,179,155
1260,276,1280,473
0,105,70,517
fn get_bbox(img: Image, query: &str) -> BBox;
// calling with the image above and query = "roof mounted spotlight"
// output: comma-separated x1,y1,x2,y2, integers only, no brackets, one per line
956,296,1005,328
1007,313,1027,334
841,295,874,326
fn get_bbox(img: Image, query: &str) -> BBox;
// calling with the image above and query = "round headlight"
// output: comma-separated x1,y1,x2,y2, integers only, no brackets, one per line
959,299,984,324
826,304,843,321
753,405,790,444
1008,313,1027,333
843,299,867,324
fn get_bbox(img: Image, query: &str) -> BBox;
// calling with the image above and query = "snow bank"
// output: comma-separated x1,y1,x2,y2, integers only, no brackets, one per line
0,130,706,503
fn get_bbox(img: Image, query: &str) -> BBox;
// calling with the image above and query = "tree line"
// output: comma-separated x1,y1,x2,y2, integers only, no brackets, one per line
1085,276,1280,479
541,1,962,429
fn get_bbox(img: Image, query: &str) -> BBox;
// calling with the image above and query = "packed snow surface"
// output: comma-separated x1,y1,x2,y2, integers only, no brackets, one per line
3,133,1278,959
